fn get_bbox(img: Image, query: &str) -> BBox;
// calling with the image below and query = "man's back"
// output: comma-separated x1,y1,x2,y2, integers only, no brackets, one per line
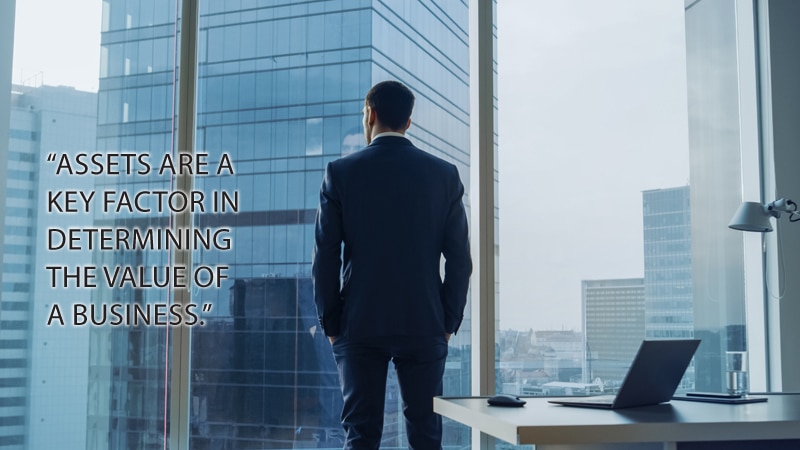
313,135,471,338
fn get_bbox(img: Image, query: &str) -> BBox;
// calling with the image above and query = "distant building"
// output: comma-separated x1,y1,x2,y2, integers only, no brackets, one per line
1,84,96,450
642,186,695,391
540,381,602,396
533,330,583,383
582,278,645,386
642,186,694,340
497,329,583,395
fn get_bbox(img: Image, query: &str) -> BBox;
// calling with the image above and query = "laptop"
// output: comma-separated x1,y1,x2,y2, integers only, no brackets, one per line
548,339,700,409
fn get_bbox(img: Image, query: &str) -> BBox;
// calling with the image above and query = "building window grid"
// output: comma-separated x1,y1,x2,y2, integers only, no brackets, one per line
82,1,472,449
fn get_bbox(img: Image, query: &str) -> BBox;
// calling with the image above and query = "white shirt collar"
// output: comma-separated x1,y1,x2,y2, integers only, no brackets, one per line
371,131,407,140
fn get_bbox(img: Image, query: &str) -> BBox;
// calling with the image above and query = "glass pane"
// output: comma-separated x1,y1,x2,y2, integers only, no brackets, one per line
684,0,749,394
190,1,472,448
2,0,178,448
496,0,717,418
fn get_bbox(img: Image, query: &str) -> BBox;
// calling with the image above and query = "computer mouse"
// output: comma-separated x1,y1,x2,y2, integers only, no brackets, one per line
487,394,526,407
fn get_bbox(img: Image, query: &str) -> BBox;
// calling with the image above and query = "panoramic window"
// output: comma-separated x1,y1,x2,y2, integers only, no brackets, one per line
3,0,475,448
3,0,177,449
497,0,701,406
496,1,760,427
188,1,471,449
3,0,779,449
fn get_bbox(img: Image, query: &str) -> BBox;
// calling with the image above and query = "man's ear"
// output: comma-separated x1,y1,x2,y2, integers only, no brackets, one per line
368,107,377,126
403,118,411,132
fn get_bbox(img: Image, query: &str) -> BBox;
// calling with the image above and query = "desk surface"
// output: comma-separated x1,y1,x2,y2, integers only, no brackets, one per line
434,394,800,446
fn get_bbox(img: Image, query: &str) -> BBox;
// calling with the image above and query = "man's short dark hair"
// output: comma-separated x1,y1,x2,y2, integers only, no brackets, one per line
365,81,415,130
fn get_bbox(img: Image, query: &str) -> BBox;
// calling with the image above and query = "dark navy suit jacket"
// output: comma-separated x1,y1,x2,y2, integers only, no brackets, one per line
312,135,472,338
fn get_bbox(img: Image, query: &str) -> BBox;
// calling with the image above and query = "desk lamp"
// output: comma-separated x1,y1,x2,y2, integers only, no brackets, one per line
729,198,799,232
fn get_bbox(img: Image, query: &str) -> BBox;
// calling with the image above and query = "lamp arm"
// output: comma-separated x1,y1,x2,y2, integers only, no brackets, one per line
767,198,797,218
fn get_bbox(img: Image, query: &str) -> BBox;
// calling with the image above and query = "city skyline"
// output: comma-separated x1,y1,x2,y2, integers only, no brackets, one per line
4,3,778,448
10,0,693,332
85,1,473,448
6,1,800,447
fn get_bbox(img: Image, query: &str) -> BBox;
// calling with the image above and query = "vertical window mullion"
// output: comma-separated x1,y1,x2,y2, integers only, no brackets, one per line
170,0,199,449
469,0,496,448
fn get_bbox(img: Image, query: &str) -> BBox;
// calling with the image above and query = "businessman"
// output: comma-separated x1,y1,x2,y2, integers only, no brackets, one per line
312,80,472,449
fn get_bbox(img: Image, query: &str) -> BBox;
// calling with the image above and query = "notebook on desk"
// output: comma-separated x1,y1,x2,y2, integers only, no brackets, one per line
548,339,701,409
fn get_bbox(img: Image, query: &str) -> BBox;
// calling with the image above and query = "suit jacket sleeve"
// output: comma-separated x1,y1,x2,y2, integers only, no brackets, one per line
312,162,344,336
441,164,473,334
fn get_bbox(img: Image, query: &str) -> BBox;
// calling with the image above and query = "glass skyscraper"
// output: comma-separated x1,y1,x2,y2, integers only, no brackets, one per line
89,1,471,448
642,185,695,390
642,185,693,341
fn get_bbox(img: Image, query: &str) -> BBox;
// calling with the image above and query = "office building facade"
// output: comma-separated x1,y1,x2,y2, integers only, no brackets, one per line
642,186,694,340
89,1,471,448
1,84,95,449
582,278,645,388
642,185,695,390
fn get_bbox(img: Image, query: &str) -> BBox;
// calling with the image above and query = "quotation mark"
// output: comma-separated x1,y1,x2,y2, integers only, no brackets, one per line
198,303,213,326
47,153,56,162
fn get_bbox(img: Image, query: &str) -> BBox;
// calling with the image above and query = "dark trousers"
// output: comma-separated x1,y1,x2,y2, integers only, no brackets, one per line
332,335,448,450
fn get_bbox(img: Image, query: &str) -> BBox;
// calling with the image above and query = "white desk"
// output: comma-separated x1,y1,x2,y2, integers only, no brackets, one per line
434,394,800,449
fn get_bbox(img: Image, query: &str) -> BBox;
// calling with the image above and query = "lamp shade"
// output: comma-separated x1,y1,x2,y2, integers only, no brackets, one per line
729,201,773,232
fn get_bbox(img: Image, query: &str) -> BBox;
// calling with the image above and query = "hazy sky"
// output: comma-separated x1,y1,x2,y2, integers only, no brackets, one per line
497,0,690,331
12,0,101,92
11,0,691,332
